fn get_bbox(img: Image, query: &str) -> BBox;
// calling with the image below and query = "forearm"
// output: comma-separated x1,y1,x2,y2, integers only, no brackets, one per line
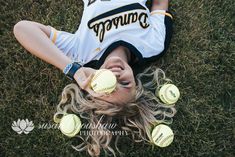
13,21,71,71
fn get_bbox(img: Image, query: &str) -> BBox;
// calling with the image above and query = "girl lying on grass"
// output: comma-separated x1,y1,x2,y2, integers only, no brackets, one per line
14,0,176,156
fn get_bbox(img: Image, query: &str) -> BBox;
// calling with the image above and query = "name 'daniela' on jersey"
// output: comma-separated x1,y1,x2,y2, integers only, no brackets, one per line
88,10,150,42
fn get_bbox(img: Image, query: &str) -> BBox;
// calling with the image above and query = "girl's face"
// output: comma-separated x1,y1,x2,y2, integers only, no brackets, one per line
99,56,136,105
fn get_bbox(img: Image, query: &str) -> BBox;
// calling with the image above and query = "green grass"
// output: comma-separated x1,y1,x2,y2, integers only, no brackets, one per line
0,0,235,156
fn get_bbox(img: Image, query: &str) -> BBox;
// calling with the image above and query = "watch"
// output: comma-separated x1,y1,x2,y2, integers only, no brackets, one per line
64,62,83,80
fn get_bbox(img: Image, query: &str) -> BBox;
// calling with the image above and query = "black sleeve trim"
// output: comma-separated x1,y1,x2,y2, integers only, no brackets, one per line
144,11,173,62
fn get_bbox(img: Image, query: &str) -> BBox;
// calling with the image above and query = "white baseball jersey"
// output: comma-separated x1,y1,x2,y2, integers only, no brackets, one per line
49,0,173,68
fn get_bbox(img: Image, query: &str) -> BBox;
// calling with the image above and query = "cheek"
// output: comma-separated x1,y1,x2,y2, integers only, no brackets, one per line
129,67,135,76
123,63,134,78
125,68,134,77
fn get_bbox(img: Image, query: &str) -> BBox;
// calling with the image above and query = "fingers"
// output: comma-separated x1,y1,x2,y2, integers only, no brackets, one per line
75,68,95,89
80,73,94,90
84,74,106,97
86,88,106,98
74,68,106,98
77,73,104,97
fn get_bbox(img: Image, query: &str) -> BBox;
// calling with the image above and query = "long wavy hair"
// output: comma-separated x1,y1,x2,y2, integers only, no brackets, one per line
54,66,176,157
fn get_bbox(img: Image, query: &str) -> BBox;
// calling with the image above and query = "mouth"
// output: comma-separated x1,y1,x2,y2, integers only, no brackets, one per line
102,56,126,71
105,60,125,70
107,65,124,70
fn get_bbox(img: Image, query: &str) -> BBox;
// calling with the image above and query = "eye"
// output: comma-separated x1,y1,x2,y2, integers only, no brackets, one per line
120,81,130,86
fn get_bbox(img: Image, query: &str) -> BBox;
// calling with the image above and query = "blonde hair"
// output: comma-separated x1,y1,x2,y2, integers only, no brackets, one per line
54,66,176,157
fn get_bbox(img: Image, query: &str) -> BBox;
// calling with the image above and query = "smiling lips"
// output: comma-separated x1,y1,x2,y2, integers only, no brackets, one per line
104,57,125,70
106,63,124,77
107,64,124,70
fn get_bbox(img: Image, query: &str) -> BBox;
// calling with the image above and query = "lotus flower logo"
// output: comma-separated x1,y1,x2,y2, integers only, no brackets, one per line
12,119,34,134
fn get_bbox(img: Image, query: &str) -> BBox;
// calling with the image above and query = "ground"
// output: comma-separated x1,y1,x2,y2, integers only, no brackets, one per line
0,0,234,157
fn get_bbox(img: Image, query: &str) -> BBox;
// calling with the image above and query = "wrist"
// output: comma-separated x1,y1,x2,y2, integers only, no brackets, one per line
63,62,83,80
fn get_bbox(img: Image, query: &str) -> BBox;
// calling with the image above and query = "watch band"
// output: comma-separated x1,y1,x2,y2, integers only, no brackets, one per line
65,62,82,80
63,63,73,75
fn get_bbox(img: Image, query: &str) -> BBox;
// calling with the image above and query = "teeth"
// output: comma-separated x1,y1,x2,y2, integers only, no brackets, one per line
108,66,123,70
106,64,124,70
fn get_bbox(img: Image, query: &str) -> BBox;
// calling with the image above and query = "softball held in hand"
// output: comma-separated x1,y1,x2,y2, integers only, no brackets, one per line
90,69,117,94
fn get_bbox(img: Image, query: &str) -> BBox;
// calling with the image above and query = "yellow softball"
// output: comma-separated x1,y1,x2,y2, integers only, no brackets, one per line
90,69,117,94
156,84,180,105
151,124,174,147
59,114,82,137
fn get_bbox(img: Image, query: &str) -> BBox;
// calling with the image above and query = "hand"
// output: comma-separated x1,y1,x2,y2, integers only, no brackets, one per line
152,0,169,11
74,67,105,97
